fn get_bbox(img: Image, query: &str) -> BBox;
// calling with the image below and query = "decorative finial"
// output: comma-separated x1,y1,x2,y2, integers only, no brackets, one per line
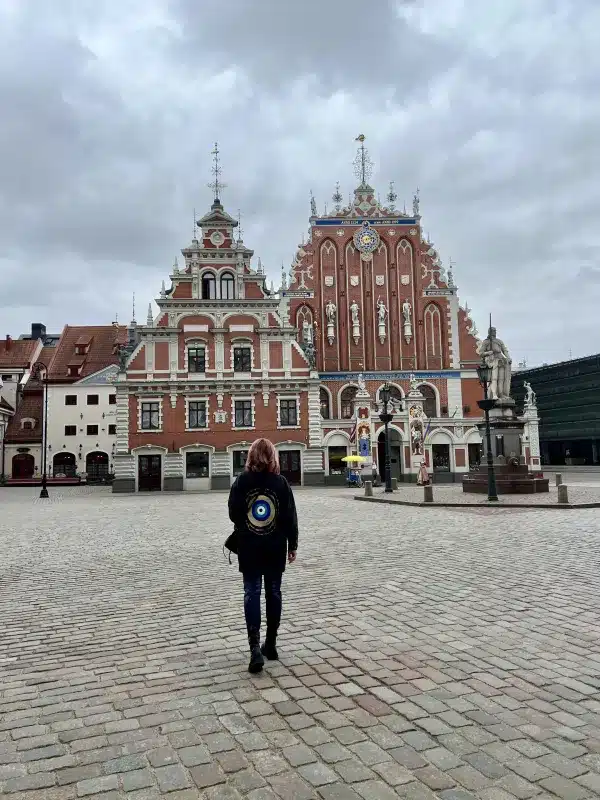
387,181,397,211
147,303,153,327
323,201,328,216
270,279,275,294
173,257,179,275
192,208,197,241
447,258,455,287
208,142,226,201
160,281,166,299
257,257,263,274
353,134,373,186
412,187,420,217
332,181,343,212
132,292,136,322
281,263,288,290
237,209,243,242
310,190,317,217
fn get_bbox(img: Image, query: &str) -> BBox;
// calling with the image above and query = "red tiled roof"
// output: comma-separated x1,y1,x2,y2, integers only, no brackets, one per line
5,393,42,443
47,325,127,382
0,338,39,369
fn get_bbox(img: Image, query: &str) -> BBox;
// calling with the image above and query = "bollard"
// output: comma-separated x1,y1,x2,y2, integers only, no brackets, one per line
391,478,398,490
555,472,562,486
423,484,434,503
557,483,569,504
364,481,373,497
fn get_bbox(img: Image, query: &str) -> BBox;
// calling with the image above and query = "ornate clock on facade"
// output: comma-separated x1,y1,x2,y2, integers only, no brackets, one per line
353,222,380,254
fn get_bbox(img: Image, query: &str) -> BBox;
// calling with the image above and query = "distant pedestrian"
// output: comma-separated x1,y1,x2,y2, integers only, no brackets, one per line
228,438,299,673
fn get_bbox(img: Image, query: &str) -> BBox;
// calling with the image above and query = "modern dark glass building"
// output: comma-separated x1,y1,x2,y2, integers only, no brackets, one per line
512,355,600,466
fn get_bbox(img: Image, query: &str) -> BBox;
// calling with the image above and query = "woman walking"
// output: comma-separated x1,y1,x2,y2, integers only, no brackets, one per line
228,438,298,673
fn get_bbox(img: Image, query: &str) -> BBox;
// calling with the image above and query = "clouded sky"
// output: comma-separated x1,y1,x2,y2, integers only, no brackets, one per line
1,0,598,367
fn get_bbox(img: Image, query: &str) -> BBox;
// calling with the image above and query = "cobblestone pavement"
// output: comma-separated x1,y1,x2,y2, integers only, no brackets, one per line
2,487,600,800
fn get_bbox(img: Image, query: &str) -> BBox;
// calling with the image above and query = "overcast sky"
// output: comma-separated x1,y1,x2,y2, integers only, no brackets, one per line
0,0,598,367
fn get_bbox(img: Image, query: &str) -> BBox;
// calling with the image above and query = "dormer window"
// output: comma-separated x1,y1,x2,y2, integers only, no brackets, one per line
220,272,235,299
75,335,92,356
21,418,36,431
68,364,82,377
201,272,216,299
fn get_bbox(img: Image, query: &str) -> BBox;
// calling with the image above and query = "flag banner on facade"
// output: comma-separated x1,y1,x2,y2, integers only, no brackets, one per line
349,421,357,443
424,420,432,441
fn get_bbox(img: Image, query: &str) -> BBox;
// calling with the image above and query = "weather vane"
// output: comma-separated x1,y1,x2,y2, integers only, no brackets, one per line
353,134,373,186
208,142,227,201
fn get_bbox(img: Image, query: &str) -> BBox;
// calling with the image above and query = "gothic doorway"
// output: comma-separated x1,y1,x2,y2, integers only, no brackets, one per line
12,453,34,479
138,455,161,492
378,429,401,481
86,451,109,483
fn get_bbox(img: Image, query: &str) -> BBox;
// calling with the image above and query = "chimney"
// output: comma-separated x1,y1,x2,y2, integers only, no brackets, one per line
5,335,11,350
31,323,46,341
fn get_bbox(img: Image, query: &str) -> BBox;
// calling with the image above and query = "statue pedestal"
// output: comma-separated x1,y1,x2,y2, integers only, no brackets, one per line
462,400,549,494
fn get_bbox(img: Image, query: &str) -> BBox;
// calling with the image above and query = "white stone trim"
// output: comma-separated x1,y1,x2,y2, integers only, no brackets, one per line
183,324,209,332
115,383,130,453
322,428,352,445
184,339,209,375
277,393,301,429
229,324,254,332
415,381,441,417
308,383,322,447
137,396,163,433
185,396,210,431
231,394,255,430
337,383,359,419
446,377,463,420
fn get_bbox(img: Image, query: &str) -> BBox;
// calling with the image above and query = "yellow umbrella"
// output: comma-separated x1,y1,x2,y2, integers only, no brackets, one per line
341,455,369,463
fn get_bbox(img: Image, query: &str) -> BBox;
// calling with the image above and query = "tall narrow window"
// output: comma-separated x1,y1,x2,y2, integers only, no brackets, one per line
141,402,160,430
188,347,206,373
233,347,251,372
234,400,253,428
280,399,298,427
320,388,330,419
424,303,443,369
220,273,235,299
418,385,438,418
340,387,357,419
188,401,207,429
201,273,216,299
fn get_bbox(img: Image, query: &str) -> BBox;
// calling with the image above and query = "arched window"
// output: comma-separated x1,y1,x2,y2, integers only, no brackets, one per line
201,272,216,299
220,273,235,300
419,385,438,418
340,386,357,419
320,388,330,419
424,303,443,369
378,385,403,410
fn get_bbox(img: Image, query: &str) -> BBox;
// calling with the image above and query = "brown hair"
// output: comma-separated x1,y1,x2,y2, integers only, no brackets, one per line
245,438,280,474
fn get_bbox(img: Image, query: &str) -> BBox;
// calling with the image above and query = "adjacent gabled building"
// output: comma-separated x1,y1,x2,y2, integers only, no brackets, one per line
113,195,320,492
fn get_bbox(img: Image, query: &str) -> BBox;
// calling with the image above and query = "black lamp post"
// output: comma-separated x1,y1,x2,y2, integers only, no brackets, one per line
476,361,498,502
32,362,49,499
379,382,393,493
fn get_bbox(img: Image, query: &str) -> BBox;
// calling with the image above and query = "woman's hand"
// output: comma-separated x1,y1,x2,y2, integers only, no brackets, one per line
288,551,297,564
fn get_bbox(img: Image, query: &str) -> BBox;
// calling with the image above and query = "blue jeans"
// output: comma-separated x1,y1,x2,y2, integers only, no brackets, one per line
243,572,282,639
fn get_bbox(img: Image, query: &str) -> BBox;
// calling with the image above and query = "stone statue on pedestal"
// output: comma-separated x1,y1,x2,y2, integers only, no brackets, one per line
524,381,537,408
477,325,512,401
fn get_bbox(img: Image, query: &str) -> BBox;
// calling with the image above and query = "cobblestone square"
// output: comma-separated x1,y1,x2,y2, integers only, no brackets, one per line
1,487,600,799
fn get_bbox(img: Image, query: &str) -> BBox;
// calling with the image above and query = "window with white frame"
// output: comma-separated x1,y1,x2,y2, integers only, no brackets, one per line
187,346,206,373
187,399,207,429
233,345,252,372
278,396,299,427
201,272,216,299
139,399,162,431
220,272,235,299
234,398,254,428
340,386,357,419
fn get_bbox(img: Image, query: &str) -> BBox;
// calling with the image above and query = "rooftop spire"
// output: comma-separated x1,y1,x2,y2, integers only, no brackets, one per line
353,134,373,187
237,209,243,242
387,181,397,211
208,142,226,202
147,303,153,327
332,181,343,213
412,187,420,218
131,292,136,324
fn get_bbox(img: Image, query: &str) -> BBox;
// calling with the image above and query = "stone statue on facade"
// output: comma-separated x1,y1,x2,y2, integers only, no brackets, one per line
117,344,130,372
477,325,512,401
350,301,360,326
524,381,537,408
310,192,317,217
325,300,336,323
377,298,387,324
402,299,412,323
302,319,313,344
409,373,419,392
357,373,366,393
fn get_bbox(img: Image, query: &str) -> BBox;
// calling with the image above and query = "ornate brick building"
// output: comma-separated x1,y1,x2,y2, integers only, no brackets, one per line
287,138,486,482
113,183,321,492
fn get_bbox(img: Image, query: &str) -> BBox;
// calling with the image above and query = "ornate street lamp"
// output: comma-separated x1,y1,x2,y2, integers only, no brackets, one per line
476,361,498,502
379,382,394,493
32,362,49,499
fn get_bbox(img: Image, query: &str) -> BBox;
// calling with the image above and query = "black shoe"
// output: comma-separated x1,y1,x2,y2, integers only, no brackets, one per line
248,644,264,673
261,639,279,661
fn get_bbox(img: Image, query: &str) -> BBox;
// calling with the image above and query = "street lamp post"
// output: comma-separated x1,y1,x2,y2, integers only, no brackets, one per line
33,362,49,499
476,362,498,502
379,382,394,493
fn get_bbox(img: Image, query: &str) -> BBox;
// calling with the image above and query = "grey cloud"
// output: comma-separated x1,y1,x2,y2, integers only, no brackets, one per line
0,0,598,366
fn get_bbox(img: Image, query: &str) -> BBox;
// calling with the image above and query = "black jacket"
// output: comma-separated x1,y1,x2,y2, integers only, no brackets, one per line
228,470,299,574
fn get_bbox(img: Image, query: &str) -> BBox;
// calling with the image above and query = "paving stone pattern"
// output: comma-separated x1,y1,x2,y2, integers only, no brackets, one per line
1,486,600,799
